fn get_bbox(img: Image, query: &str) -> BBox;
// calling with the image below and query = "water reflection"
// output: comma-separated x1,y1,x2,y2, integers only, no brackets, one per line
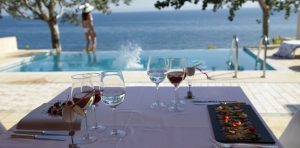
226,60,245,71
87,51,97,65
53,53,63,71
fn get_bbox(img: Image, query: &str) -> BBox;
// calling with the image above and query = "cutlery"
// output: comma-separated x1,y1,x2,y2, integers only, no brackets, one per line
11,134,66,141
209,137,278,148
192,100,243,105
14,130,69,136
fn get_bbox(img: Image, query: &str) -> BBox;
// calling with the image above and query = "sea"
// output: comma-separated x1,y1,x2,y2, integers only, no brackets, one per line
0,8,297,51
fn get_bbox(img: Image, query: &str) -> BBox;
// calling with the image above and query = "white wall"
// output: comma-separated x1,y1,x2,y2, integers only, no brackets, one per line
0,36,18,53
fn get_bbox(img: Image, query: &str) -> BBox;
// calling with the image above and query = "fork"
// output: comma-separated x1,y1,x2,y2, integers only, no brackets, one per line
209,137,278,148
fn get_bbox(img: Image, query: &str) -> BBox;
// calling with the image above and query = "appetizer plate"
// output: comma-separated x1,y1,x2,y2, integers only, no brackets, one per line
207,104,275,144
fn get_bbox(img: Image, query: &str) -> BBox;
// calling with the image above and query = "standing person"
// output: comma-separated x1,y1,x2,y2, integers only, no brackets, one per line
81,3,97,52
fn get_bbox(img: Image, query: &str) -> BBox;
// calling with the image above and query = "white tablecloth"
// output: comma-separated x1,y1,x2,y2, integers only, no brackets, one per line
0,86,282,148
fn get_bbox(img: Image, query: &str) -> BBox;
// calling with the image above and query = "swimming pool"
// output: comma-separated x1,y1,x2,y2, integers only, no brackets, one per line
1,49,274,72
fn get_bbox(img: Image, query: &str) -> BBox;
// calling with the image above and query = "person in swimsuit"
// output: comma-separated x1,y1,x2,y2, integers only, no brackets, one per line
81,3,96,52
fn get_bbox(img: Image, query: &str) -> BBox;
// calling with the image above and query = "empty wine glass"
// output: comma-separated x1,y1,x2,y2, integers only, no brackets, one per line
88,73,106,133
71,73,97,144
101,71,126,138
167,58,186,112
147,57,168,109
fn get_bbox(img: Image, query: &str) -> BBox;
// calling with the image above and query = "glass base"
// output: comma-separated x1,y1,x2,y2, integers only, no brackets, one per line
171,99,186,105
150,100,166,109
168,104,184,112
110,129,126,138
90,124,106,133
76,135,97,145
100,127,129,140
168,100,185,112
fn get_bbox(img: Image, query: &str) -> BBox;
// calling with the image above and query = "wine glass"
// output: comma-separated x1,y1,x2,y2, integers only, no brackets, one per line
101,71,126,138
147,57,168,109
167,58,186,112
88,73,106,133
71,73,97,144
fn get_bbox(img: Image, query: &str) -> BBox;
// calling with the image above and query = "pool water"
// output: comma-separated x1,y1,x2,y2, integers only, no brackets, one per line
2,49,274,72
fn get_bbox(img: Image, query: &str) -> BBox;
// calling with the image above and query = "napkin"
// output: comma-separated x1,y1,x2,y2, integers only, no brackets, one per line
16,103,81,131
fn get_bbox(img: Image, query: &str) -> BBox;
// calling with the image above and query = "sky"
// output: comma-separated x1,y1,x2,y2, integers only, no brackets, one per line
110,0,259,12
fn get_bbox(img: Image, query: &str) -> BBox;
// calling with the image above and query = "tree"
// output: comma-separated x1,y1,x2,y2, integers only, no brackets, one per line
155,0,299,38
0,2,3,18
0,0,131,53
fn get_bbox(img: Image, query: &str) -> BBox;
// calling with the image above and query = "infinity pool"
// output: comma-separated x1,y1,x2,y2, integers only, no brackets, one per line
1,49,274,72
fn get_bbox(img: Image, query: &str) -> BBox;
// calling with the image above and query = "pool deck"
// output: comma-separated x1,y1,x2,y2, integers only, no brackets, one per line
0,48,300,139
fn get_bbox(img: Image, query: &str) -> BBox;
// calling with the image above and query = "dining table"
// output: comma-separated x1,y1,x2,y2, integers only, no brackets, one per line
0,86,282,148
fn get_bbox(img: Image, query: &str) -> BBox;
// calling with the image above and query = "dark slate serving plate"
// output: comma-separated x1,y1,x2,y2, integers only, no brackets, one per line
207,104,275,144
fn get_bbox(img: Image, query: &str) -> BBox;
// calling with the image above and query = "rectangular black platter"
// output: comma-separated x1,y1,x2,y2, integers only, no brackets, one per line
207,104,275,144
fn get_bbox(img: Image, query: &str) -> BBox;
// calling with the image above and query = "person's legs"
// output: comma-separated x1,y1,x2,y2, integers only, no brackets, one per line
92,51,97,63
90,30,97,50
85,32,91,51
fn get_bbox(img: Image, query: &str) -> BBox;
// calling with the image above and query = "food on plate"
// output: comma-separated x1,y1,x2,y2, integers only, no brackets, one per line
47,100,74,116
214,104,261,141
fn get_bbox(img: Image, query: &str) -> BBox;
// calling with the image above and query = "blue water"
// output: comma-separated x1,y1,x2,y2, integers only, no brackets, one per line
0,8,297,50
2,49,274,72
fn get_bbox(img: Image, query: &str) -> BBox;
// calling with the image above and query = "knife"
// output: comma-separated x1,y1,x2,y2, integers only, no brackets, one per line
14,130,69,136
11,134,66,141
192,100,244,105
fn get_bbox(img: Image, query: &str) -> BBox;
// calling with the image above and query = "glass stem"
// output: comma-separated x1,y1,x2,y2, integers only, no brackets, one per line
84,113,90,138
68,122,75,146
71,135,74,145
175,86,179,108
112,107,117,134
93,105,98,127
155,83,159,103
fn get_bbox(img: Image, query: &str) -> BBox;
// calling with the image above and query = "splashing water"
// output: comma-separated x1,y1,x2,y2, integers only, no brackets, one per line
112,42,144,70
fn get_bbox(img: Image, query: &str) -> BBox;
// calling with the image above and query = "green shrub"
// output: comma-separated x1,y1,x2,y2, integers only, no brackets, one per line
208,44,216,49
272,35,282,45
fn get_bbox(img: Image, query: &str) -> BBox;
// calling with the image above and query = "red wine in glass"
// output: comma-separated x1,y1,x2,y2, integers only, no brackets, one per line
167,71,186,87
93,90,101,105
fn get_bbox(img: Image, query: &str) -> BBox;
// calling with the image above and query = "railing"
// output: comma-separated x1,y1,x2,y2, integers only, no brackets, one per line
232,35,239,78
262,35,268,78
255,38,264,70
